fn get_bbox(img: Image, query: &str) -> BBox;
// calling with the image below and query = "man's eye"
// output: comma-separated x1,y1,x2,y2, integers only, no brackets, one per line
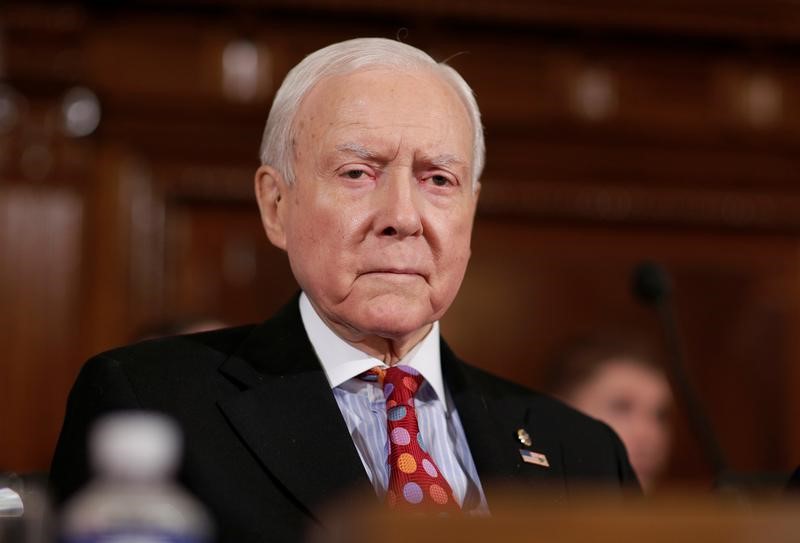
430,175,451,187
345,169,366,179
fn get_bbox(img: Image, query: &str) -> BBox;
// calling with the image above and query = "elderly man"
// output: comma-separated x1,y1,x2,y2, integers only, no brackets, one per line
51,38,637,542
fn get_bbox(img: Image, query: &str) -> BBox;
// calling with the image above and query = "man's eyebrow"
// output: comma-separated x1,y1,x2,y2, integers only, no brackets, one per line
335,143,467,170
424,153,465,169
335,142,382,160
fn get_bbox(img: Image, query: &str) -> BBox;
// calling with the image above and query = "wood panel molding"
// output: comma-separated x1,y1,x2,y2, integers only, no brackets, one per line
479,180,800,232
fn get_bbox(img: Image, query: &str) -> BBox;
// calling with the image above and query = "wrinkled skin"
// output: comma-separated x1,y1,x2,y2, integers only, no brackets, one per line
256,67,479,363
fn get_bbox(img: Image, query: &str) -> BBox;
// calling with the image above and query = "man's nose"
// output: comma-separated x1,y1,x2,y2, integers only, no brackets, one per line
375,172,423,238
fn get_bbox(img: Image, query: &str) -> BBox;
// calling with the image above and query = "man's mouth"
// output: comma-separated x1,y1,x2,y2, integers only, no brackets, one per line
368,268,420,275
361,268,427,281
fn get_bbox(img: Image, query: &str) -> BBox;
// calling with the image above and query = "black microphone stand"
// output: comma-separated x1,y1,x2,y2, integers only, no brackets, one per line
632,262,728,483
633,262,797,497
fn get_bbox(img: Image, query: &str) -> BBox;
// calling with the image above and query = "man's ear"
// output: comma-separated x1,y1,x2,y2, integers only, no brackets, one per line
254,165,288,250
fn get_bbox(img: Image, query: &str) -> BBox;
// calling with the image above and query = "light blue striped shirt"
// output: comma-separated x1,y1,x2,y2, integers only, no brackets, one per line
299,293,488,512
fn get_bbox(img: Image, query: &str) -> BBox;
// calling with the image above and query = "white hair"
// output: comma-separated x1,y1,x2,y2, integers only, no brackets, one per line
259,37,485,191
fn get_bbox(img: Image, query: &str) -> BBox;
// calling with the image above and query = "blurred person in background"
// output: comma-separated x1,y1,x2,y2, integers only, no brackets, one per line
545,333,673,493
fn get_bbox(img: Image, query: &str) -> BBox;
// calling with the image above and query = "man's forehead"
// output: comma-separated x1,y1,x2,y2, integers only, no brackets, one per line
293,67,473,165
297,67,465,122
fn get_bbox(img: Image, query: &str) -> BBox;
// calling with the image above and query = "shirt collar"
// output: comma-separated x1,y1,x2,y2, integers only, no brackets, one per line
299,292,446,402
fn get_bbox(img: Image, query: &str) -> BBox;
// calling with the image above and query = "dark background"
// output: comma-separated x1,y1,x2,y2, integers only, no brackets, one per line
3,0,800,489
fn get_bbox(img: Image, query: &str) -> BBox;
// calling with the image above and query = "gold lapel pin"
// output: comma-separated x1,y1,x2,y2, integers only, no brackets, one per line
516,428,532,447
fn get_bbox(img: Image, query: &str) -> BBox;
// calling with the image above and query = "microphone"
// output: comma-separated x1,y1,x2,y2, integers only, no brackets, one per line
631,262,729,483
632,261,671,305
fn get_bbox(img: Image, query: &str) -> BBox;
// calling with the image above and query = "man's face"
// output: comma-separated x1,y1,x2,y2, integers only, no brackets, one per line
264,67,478,343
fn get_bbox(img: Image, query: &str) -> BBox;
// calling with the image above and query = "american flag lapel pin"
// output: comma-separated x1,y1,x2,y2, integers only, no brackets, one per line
520,449,550,468
516,428,549,467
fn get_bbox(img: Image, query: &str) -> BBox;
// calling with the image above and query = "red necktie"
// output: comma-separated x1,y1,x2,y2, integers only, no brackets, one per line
362,365,459,511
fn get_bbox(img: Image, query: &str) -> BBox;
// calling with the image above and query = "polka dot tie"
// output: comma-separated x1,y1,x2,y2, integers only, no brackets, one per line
361,365,459,511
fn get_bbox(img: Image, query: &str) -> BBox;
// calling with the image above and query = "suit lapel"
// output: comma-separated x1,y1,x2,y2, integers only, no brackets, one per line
217,297,372,522
442,342,567,506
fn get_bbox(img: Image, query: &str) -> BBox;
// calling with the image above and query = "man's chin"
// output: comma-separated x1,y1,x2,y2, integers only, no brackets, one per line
362,314,432,340
348,294,435,340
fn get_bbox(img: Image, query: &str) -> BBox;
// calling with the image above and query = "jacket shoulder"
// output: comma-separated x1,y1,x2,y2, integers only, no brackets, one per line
458,361,610,430
69,325,257,413
103,324,254,360
94,325,256,373
455,359,639,486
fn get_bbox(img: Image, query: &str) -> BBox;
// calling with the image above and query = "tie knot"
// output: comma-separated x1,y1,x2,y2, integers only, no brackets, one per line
359,365,424,403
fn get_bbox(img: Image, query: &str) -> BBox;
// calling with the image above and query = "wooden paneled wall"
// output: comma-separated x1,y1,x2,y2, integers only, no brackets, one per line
3,1,800,487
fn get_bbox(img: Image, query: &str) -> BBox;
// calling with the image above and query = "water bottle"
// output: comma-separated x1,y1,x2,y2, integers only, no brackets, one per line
59,412,213,543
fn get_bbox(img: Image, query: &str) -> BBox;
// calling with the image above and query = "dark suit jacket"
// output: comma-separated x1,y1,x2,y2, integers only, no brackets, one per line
51,297,638,542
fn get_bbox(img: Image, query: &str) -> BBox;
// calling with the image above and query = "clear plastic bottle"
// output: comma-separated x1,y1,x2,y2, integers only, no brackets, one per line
59,411,213,543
